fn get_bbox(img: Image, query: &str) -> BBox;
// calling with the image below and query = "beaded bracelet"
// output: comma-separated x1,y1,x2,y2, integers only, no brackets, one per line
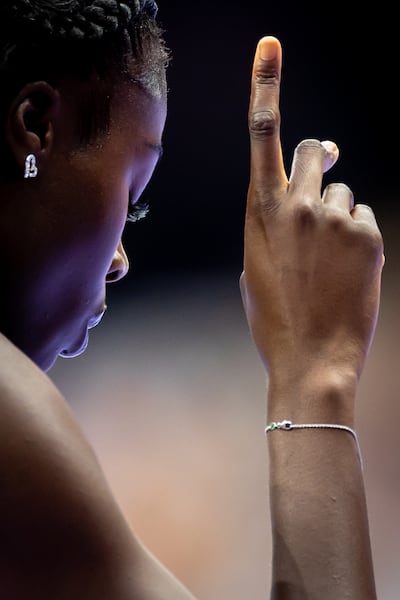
265,420,363,467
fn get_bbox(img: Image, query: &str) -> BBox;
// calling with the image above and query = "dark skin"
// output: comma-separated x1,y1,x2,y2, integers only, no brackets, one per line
0,36,381,598
241,37,382,598
0,58,197,599
1,73,164,371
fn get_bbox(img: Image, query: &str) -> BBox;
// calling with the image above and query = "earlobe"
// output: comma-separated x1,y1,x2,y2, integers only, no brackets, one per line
6,81,60,178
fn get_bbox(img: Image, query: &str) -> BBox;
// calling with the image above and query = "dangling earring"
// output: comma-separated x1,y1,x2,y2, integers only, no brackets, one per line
24,154,38,179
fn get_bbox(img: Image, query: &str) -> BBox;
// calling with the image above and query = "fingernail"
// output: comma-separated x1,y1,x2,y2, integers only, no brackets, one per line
321,140,340,173
321,140,338,154
260,37,277,61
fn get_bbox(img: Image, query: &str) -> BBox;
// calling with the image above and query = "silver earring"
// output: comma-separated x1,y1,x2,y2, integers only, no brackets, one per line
24,154,38,179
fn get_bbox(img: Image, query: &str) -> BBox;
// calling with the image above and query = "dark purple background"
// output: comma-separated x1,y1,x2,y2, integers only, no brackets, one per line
117,2,397,293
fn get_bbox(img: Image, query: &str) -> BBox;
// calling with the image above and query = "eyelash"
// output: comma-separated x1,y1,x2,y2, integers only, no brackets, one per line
127,200,150,224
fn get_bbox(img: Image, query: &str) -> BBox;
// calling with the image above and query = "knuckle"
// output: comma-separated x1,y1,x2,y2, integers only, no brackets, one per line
367,229,384,253
325,182,353,197
254,67,279,87
249,108,278,139
293,200,318,228
355,222,383,253
354,202,373,215
296,138,324,156
325,207,348,230
352,204,384,251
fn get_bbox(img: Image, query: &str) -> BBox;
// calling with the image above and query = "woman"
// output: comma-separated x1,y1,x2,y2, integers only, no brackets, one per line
0,1,383,598
0,1,196,597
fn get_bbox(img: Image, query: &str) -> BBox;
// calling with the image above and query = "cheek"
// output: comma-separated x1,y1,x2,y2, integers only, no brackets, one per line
53,176,128,281
85,195,128,276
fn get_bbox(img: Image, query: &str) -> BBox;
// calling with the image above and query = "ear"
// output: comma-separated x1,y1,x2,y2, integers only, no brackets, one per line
6,81,60,177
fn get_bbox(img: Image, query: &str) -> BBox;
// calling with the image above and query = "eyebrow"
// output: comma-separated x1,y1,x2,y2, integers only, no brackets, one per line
146,142,164,164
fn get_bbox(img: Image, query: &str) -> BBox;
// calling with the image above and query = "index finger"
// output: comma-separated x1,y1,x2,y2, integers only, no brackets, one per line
248,36,287,192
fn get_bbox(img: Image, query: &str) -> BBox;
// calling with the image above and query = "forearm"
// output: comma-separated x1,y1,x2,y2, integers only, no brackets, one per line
266,370,377,600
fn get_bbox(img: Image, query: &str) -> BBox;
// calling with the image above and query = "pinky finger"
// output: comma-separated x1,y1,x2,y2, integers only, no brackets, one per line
351,203,380,226
352,203,385,258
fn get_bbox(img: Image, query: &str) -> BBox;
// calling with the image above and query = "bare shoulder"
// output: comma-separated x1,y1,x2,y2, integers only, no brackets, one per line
0,335,196,600
0,331,64,404
0,333,104,571
0,332,95,476
0,332,78,461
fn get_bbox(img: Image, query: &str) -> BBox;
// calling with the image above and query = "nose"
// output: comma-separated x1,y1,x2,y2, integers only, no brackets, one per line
106,239,129,283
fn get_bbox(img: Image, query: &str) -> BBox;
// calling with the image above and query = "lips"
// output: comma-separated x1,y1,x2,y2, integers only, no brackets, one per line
59,305,107,359
88,307,107,330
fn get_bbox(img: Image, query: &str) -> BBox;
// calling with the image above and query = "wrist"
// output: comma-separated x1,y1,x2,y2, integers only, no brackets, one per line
267,364,359,427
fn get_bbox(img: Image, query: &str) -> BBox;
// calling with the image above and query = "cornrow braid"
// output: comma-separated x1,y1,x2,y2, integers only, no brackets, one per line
6,0,158,42
0,0,168,163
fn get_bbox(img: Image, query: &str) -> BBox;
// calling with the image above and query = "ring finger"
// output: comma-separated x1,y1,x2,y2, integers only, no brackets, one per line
322,182,355,212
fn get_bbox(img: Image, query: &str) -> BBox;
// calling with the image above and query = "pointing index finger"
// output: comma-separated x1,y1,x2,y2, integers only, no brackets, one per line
249,36,286,194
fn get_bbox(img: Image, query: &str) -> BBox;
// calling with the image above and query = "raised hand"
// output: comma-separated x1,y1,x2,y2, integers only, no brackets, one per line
241,37,384,406
240,37,381,599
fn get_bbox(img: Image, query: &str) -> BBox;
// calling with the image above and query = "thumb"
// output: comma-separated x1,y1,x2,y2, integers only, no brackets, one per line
321,140,339,173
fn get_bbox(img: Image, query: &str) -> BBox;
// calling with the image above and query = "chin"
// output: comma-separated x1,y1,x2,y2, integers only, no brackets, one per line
33,330,89,373
30,309,105,372
58,329,90,361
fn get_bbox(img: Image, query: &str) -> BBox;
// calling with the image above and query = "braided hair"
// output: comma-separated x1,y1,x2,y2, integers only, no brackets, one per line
0,0,169,147
3,0,158,43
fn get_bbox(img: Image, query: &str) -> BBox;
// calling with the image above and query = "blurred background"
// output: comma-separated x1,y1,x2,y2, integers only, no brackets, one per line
50,2,399,598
